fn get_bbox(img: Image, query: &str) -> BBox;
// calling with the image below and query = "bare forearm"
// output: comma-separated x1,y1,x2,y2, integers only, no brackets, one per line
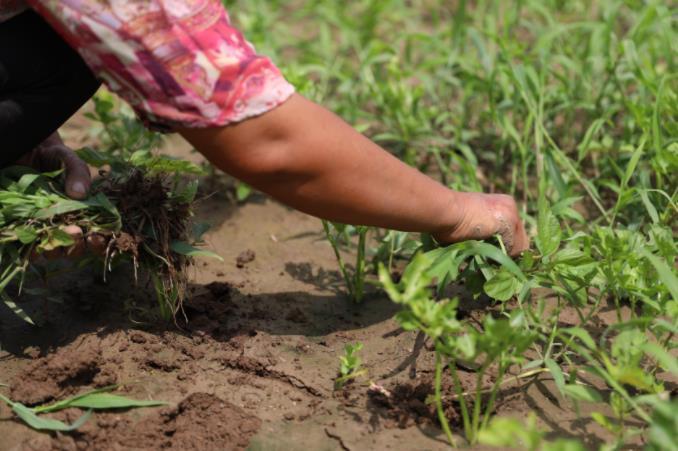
179,94,464,235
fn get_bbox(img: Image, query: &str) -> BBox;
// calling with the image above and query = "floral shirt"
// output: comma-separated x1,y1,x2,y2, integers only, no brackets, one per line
3,0,294,129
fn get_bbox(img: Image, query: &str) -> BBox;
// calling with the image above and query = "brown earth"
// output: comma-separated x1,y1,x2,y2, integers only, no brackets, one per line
0,123,623,450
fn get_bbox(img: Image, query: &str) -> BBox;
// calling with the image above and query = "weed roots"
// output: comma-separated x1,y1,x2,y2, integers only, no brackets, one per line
97,169,193,318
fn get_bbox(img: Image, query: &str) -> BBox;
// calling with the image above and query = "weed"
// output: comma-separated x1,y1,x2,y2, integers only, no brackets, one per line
334,342,367,389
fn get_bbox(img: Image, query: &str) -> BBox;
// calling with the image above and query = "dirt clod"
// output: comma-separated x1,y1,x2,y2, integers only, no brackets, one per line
11,339,105,406
236,250,256,268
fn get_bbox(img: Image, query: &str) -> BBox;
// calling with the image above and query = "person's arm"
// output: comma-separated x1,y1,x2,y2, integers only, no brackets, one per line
178,94,528,256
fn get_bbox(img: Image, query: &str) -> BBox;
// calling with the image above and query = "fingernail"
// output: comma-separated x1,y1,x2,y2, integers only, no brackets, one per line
72,182,87,195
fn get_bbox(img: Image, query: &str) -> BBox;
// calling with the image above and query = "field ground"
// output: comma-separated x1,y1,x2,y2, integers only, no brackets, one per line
0,125,633,451
1,0,676,449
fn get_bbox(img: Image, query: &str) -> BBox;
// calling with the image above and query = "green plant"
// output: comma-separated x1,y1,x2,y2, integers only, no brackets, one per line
322,221,369,303
334,342,367,389
380,252,538,446
0,92,220,322
0,386,165,432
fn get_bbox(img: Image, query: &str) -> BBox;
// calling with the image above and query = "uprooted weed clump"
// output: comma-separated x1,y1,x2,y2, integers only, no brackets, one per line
98,168,194,311
0,92,216,323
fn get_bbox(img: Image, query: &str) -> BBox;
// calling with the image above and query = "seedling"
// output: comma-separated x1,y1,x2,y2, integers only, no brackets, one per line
334,342,367,389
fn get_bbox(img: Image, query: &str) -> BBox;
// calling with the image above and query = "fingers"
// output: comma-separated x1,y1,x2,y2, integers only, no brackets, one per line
32,226,107,262
509,221,530,258
62,225,87,258
56,146,92,200
86,233,108,256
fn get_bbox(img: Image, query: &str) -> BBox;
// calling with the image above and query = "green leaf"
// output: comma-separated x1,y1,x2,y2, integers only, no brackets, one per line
563,384,602,403
170,241,223,261
1,291,34,325
15,226,38,244
561,327,596,350
536,209,562,257
76,147,110,167
0,394,93,432
641,343,678,375
552,248,591,266
16,174,41,193
13,403,92,431
484,268,521,301
34,200,90,219
459,241,526,281
236,182,253,202
40,228,75,251
641,250,678,302
38,392,166,413
545,358,565,395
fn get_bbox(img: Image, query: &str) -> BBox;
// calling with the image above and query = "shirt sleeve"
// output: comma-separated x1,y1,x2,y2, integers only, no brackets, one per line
28,0,295,130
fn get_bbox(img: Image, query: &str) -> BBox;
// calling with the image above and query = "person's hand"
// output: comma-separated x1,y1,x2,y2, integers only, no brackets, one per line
433,193,529,257
15,132,92,199
18,132,106,259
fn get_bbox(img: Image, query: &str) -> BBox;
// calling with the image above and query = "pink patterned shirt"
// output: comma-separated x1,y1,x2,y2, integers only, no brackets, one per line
3,1,294,129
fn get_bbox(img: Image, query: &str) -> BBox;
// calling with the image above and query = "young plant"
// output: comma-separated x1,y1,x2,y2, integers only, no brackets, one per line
334,342,367,389
322,221,369,303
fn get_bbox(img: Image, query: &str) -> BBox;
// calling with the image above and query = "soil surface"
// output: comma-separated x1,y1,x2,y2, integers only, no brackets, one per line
1,121,620,450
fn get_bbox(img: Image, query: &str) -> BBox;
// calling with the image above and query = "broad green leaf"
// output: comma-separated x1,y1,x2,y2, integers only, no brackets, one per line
536,209,562,257
484,269,521,301
15,226,38,244
170,241,223,261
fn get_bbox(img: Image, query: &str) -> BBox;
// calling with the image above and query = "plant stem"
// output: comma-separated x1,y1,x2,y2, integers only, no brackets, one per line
449,360,472,443
435,352,457,447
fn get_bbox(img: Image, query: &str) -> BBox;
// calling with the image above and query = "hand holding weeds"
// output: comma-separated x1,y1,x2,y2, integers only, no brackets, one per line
15,132,106,260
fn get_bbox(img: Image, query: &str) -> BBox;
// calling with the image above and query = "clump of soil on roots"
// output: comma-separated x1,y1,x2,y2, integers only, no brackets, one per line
97,169,193,315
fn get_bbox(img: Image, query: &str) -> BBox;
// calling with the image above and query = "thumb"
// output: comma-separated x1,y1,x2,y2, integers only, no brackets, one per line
56,146,92,200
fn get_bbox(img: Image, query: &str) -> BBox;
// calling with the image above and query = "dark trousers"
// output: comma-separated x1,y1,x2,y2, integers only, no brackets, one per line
0,10,100,167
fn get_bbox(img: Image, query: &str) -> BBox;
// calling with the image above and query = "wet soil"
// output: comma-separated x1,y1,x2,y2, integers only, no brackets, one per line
0,130,622,450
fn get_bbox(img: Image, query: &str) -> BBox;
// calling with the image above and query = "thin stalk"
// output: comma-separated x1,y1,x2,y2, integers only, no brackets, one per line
470,364,489,443
435,352,457,447
449,360,472,442
442,367,551,401
353,226,368,303
481,364,508,431
322,221,355,300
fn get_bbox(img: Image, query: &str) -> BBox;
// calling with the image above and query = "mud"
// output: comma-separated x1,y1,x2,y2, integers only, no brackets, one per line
0,130,625,450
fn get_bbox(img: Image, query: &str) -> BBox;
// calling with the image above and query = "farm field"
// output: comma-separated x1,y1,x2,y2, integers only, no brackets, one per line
1,0,676,450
